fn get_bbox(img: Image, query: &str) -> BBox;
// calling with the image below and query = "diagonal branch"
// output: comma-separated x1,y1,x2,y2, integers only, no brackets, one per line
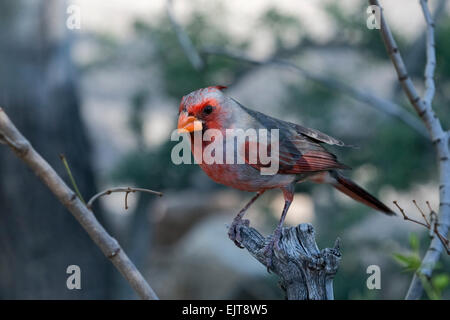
0,107,159,300
393,200,449,254
369,0,450,300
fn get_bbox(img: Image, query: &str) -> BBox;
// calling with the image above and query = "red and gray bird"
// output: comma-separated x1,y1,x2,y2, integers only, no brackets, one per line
177,86,394,264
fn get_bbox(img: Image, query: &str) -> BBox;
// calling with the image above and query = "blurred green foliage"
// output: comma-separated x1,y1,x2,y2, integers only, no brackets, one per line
358,121,433,189
259,7,303,49
393,233,450,300
133,13,245,98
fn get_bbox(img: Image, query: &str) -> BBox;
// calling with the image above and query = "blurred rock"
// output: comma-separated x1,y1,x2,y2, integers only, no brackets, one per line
151,190,241,246
148,214,281,299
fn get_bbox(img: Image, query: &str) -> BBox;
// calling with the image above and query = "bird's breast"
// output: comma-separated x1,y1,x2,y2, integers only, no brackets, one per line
198,162,296,192
190,131,296,191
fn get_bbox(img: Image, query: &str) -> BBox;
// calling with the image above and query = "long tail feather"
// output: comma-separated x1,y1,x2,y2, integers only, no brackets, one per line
329,171,395,215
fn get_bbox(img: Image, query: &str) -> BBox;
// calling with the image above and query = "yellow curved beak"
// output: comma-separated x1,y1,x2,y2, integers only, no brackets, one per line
177,113,203,133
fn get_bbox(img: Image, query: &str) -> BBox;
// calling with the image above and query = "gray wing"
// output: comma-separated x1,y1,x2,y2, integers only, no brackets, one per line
235,99,348,147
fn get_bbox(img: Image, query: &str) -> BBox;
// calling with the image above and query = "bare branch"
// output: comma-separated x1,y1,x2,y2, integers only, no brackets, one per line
87,187,162,210
166,0,204,71
420,0,437,107
393,201,429,229
201,46,429,139
396,0,446,94
413,200,430,227
368,1,426,115
370,0,450,299
0,107,159,300
393,200,449,254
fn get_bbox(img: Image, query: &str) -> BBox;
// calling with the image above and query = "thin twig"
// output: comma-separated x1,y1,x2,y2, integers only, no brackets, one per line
393,201,449,255
0,107,159,300
370,0,450,300
87,187,163,210
413,200,430,227
59,154,86,205
393,201,429,228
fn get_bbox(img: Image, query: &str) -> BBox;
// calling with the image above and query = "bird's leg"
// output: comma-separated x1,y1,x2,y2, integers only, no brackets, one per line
228,190,265,248
263,183,294,270
263,199,292,269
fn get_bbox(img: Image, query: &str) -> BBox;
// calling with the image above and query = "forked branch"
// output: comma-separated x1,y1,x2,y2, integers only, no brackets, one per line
393,200,449,255
0,107,159,300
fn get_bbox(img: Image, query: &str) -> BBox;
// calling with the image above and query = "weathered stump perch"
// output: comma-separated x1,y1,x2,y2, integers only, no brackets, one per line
237,223,341,300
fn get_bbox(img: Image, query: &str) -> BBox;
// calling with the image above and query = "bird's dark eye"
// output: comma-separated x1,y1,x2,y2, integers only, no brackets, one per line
203,105,213,115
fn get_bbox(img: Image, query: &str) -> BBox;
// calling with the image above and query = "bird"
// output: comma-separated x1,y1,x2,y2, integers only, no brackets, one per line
177,86,394,266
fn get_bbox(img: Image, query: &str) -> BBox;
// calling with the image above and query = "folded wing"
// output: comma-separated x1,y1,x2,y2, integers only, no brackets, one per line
237,102,349,174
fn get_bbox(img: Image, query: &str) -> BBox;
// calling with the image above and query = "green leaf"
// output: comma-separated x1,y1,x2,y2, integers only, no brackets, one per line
392,253,409,265
432,274,450,292
392,253,421,272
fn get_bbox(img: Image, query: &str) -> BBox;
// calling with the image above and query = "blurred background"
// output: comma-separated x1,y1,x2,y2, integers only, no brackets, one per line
0,0,449,299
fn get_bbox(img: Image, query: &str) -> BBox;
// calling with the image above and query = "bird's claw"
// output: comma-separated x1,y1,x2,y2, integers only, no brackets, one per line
227,218,250,248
